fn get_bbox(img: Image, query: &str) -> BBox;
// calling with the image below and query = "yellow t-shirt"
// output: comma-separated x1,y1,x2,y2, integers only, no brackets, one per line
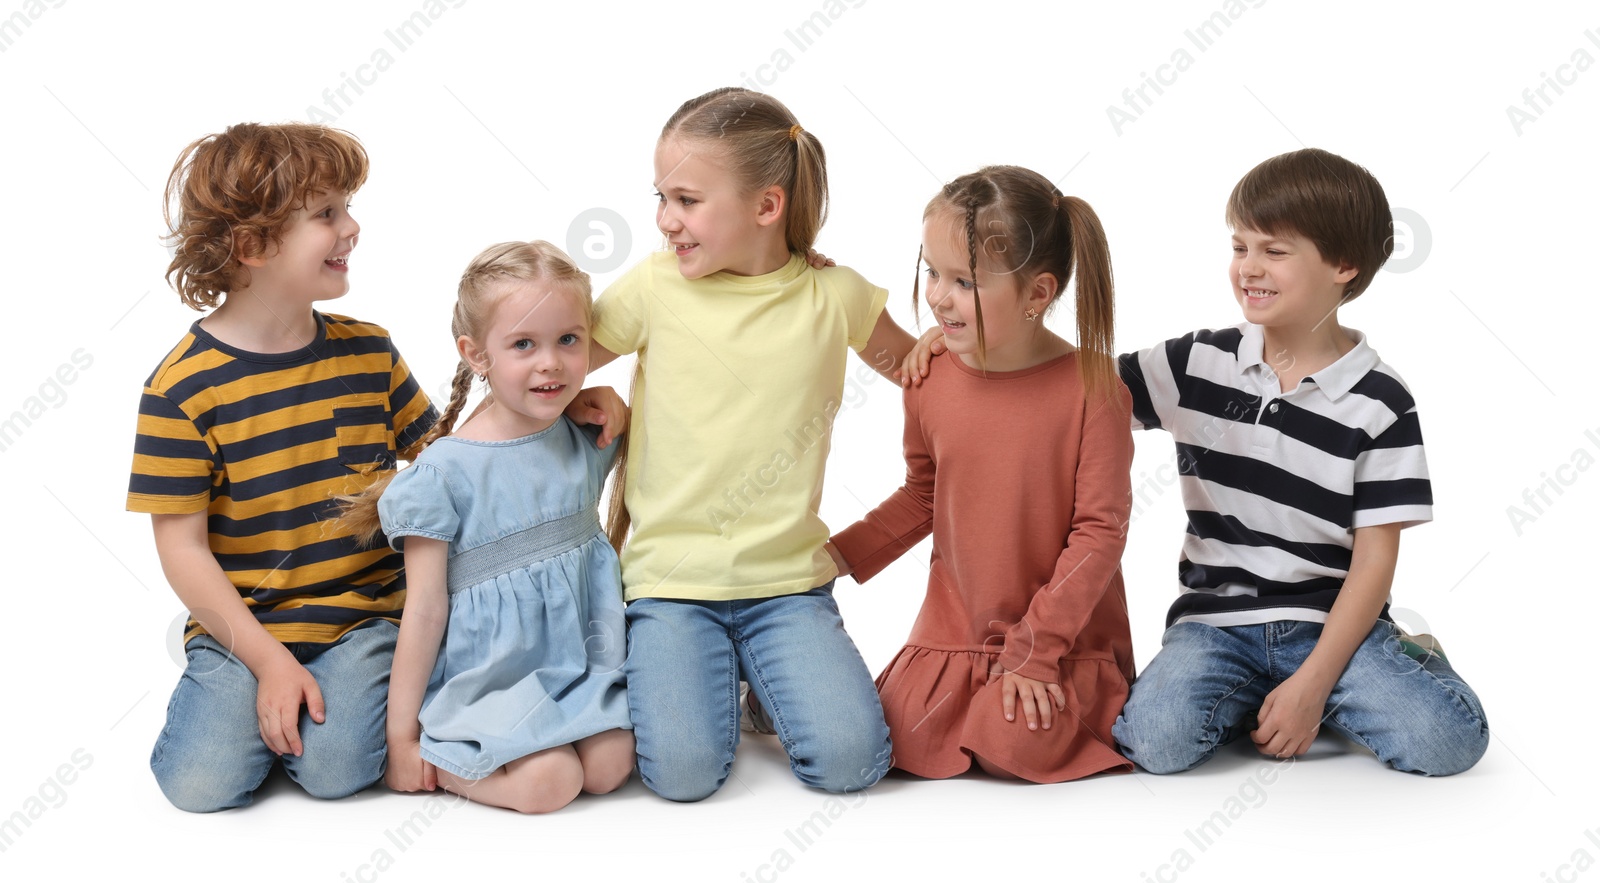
593,251,888,601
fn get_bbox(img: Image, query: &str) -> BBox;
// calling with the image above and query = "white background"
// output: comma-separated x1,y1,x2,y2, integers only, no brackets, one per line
1,1,1595,881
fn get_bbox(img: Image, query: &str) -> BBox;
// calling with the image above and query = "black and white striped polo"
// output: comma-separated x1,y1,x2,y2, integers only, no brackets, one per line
1120,323,1432,628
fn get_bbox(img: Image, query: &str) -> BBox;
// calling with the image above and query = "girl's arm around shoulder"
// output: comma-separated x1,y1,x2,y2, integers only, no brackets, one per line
859,311,916,384
820,262,910,383
995,381,1135,682
574,415,626,476
563,381,627,449
566,268,635,448
588,255,661,362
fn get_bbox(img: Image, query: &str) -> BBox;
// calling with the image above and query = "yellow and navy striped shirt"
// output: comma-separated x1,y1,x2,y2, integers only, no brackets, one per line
127,312,437,645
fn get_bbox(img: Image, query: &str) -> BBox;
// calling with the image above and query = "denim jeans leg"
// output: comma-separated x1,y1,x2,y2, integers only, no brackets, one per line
735,584,891,793
280,620,398,799
1112,621,1273,774
624,598,740,802
1302,621,1490,776
149,635,278,812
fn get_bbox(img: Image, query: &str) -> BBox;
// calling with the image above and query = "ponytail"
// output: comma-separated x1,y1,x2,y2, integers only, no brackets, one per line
918,167,1117,392
1059,196,1116,398
786,128,829,254
663,87,829,255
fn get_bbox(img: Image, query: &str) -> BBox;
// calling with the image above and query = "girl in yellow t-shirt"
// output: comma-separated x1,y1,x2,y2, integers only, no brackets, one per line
587,87,914,801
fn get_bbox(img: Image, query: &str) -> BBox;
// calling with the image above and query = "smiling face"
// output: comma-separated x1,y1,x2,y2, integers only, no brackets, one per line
1230,226,1358,333
461,281,591,438
244,189,359,303
653,137,786,279
921,211,1054,372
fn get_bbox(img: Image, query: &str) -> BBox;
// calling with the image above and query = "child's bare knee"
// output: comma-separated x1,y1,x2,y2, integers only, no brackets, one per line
507,754,584,814
582,756,634,794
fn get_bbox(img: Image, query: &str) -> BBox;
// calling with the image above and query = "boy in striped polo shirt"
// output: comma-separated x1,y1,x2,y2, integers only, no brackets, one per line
1110,149,1488,776
128,124,438,811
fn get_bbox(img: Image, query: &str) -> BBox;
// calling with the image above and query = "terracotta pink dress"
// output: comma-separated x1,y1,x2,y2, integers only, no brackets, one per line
832,351,1135,782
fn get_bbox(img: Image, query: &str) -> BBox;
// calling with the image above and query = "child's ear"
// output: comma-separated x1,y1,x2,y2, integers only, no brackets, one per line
1334,261,1359,285
755,184,786,228
457,335,489,375
1027,272,1059,309
235,240,269,268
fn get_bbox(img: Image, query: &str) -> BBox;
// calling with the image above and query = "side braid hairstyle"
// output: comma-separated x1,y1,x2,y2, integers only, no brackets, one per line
661,86,828,254
912,166,1117,395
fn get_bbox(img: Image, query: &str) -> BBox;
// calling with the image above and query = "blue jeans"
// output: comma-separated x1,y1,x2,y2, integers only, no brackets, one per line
1112,619,1488,776
150,620,398,812
623,583,892,801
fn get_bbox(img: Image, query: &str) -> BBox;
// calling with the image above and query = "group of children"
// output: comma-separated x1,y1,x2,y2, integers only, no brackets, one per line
126,86,1489,814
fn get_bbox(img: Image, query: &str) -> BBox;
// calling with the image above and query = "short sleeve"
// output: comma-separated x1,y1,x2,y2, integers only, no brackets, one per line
592,258,652,356
126,387,215,514
378,462,460,550
1351,407,1433,529
1118,333,1194,432
822,266,888,353
388,342,437,457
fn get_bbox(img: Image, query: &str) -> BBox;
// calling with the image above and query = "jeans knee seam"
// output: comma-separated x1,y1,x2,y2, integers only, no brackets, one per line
721,633,741,774
1369,640,1489,734
1203,674,1261,742
737,638,790,750
1421,665,1489,733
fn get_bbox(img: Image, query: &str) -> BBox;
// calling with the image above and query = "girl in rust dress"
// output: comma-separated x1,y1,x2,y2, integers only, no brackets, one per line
828,166,1134,782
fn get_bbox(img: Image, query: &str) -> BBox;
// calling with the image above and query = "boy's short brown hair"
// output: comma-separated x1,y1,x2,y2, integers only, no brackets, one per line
163,123,369,310
1225,148,1393,302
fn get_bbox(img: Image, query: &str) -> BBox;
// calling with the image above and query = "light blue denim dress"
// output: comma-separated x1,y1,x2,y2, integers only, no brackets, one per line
378,418,631,780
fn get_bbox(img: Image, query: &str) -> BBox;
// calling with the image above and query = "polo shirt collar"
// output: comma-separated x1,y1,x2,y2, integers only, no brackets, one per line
1236,322,1268,372
1236,322,1380,401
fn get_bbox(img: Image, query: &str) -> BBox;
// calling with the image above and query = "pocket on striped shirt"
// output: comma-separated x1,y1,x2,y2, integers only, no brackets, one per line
332,395,394,475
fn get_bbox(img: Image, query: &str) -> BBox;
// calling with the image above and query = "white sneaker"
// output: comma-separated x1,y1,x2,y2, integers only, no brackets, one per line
739,681,776,735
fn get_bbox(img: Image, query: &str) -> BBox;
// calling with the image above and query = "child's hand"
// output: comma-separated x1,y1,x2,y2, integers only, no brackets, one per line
804,248,836,269
384,733,439,792
990,670,1067,731
255,654,324,757
900,327,946,387
823,541,850,578
1250,673,1331,758
564,385,630,448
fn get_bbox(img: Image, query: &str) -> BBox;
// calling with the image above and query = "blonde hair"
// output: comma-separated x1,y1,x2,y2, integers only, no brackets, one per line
660,87,827,255
917,166,1117,396
337,240,629,552
163,122,368,310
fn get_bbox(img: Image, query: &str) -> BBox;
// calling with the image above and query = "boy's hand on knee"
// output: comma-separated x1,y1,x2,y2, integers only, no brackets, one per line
1250,674,1330,758
900,328,945,387
994,671,1067,731
255,654,324,757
